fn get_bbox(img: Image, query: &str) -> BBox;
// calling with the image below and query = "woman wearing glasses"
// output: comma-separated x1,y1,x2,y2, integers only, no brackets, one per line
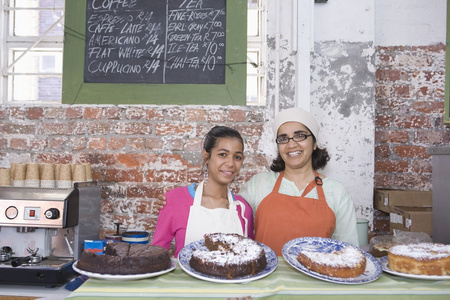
155,108,358,256
238,107,358,255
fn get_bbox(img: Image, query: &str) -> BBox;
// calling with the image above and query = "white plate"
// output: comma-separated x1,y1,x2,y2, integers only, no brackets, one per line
282,237,382,284
380,256,450,280
178,239,278,283
72,258,176,281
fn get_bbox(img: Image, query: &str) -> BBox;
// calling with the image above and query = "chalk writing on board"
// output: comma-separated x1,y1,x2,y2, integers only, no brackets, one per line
84,0,226,84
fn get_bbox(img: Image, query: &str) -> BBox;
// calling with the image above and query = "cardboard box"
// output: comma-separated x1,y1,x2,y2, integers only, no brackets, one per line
389,206,433,236
374,189,432,213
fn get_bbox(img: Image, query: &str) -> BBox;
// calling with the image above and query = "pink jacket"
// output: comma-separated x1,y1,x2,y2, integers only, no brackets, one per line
152,184,254,257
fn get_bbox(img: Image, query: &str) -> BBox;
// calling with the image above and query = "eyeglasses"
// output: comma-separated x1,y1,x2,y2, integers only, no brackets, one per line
275,133,311,144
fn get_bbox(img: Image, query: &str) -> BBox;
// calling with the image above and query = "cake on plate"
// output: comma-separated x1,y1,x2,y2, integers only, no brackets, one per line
189,233,267,279
297,245,367,278
388,243,450,276
77,242,171,275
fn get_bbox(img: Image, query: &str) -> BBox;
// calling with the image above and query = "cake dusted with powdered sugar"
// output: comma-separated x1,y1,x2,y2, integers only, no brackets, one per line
388,243,450,276
297,245,367,278
189,233,267,279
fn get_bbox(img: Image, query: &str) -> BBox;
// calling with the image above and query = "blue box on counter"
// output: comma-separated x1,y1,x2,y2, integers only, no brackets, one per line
84,240,107,255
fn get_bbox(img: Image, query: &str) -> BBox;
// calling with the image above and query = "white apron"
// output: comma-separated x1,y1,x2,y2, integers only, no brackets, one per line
184,180,245,246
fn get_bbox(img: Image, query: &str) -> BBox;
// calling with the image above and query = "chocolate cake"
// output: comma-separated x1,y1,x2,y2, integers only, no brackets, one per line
189,233,267,279
77,242,171,275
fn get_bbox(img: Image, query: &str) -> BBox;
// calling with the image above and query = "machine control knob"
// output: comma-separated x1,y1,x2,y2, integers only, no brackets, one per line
44,208,60,219
5,206,18,219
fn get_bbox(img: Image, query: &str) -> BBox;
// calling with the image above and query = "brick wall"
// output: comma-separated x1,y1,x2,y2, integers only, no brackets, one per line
0,106,268,237
374,43,449,235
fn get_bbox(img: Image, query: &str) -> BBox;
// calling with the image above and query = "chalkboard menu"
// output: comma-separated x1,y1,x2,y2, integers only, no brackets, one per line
84,0,226,84
62,0,246,105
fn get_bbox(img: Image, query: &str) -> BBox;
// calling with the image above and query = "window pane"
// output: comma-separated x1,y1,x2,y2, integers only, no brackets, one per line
13,0,64,37
12,75,61,101
10,50,62,101
12,50,62,73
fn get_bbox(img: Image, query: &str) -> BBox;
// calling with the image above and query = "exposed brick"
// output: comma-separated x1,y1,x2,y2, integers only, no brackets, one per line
393,145,430,159
394,115,430,129
375,160,408,173
125,107,145,120
29,139,47,151
104,107,123,119
207,110,227,122
66,107,83,119
145,108,164,121
228,110,247,122
375,130,409,144
128,138,146,150
134,199,153,213
391,85,410,98
116,122,152,135
109,137,127,150
10,138,27,150
375,115,391,128
85,107,103,119
117,153,157,168
88,121,113,135
155,123,192,136
48,137,68,150
146,169,186,183
105,169,144,182
374,145,390,158
27,107,44,120
88,138,107,150
145,138,164,151
415,131,447,144
165,107,186,120
166,138,185,151
38,123,68,135
45,107,65,119
2,123,36,135
411,159,432,173
186,138,202,152
376,69,401,82
10,107,26,120
186,109,206,122
71,137,87,151
412,101,444,114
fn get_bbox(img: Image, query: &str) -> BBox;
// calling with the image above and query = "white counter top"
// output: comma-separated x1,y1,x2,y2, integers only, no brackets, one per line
0,283,71,300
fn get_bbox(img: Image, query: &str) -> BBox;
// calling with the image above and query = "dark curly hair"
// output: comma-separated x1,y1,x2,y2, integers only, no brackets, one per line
270,134,330,172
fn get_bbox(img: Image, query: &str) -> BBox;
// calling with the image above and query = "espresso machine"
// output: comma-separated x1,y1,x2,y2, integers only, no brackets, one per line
0,182,101,287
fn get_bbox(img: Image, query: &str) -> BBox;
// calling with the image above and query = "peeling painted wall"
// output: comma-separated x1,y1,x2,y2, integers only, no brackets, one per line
263,1,376,223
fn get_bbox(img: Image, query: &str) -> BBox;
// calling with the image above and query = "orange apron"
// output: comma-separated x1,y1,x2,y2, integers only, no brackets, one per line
255,171,336,255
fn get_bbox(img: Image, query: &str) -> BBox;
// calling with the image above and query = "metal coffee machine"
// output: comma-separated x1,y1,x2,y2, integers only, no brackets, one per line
0,182,100,287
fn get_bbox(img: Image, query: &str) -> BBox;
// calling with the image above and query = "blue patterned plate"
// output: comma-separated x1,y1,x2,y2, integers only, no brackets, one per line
178,239,278,283
380,256,450,280
282,237,382,284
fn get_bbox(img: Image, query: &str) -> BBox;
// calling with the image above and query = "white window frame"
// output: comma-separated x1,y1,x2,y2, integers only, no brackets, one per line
247,0,266,106
1,0,266,105
1,0,65,103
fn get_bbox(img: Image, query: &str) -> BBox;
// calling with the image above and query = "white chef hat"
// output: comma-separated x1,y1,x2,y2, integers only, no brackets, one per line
272,108,320,139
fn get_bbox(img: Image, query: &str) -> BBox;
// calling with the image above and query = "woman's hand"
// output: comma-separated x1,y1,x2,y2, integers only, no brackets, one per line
153,194,167,214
